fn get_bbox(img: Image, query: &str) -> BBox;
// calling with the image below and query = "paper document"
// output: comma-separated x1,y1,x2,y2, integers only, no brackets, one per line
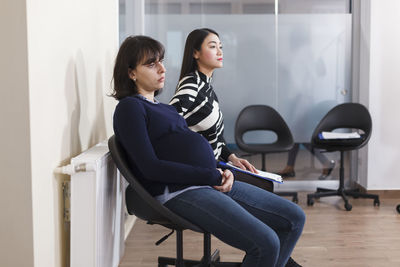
319,131,361,139
218,161,283,184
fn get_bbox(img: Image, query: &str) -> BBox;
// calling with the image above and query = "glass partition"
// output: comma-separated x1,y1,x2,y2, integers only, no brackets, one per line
145,14,277,144
277,14,352,143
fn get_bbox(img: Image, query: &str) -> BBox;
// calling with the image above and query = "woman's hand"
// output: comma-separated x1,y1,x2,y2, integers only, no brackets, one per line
214,169,234,192
228,154,258,174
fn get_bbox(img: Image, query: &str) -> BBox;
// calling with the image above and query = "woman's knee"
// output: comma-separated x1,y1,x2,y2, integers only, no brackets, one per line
248,229,281,262
290,204,306,230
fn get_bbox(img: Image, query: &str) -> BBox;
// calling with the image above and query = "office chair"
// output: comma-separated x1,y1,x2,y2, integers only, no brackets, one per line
306,103,380,211
108,135,241,267
235,105,298,203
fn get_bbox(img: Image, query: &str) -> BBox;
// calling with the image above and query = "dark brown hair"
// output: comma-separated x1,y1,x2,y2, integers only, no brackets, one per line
111,35,165,100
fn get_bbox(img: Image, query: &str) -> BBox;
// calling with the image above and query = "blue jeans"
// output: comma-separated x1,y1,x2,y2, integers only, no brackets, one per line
164,181,305,267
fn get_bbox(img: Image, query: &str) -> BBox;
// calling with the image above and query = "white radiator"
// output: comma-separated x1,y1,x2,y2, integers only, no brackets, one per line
61,141,134,267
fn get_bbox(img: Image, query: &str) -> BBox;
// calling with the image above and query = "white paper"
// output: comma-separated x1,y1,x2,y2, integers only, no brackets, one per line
321,131,361,139
226,162,283,183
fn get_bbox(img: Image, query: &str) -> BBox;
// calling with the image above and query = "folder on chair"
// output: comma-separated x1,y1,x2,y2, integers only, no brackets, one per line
217,161,283,184
319,131,361,139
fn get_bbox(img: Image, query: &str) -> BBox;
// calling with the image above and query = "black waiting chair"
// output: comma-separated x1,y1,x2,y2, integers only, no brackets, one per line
108,135,241,267
235,105,298,203
306,103,380,211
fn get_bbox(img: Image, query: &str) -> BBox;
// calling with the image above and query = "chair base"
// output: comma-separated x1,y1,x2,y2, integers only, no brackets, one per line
307,187,380,211
307,151,380,211
158,230,242,267
158,249,241,266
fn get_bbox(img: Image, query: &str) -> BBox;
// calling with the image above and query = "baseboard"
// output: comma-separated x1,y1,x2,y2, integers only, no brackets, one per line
124,214,136,241
354,184,400,199
274,180,339,192
275,180,400,199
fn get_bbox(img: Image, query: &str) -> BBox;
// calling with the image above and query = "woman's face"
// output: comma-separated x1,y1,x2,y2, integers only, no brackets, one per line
194,33,223,73
129,57,166,93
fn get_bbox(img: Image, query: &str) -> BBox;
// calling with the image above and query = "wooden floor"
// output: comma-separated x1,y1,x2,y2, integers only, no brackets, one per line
119,193,400,267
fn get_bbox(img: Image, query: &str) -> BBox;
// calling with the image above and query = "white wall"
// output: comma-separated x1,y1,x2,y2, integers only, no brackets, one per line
0,0,119,266
27,0,119,266
366,0,400,189
0,1,34,267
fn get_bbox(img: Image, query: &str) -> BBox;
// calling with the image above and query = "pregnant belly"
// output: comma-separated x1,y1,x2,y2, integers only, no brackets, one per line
153,130,216,168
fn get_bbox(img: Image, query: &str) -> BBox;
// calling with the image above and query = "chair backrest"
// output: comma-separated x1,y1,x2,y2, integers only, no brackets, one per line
235,105,294,153
108,135,203,232
311,103,372,151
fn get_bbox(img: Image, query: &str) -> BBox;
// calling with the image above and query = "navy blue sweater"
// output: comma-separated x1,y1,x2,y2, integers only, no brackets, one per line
113,96,222,196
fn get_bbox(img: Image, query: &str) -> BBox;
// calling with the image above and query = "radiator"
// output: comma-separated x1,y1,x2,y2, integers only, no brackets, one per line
59,141,135,267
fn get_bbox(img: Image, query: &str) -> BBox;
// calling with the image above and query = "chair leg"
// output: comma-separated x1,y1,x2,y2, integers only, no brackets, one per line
157,229,185,267
176,230,184,267
261,153,266,172
202,233,212,264
308,189,337,199
211,249,221,262
316,187,333,193
345,189,380,206
339,189,352,211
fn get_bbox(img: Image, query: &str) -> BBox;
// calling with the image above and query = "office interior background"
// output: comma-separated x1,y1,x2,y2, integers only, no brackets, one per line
1,0,399,267
120,0,353,189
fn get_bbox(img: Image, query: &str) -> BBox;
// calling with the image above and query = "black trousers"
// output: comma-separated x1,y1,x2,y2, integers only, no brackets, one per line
234,171,274,193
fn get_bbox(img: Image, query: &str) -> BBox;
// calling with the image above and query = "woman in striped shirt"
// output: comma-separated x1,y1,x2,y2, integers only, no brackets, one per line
170,29,303,267
169,28,275,192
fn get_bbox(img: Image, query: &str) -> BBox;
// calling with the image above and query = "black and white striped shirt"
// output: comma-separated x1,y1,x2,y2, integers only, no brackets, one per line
169,71,232,161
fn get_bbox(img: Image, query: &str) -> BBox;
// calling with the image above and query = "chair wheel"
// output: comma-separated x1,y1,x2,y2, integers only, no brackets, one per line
307,198,314,206
374,199,380,206
396,204,400,214
345,202,352,211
